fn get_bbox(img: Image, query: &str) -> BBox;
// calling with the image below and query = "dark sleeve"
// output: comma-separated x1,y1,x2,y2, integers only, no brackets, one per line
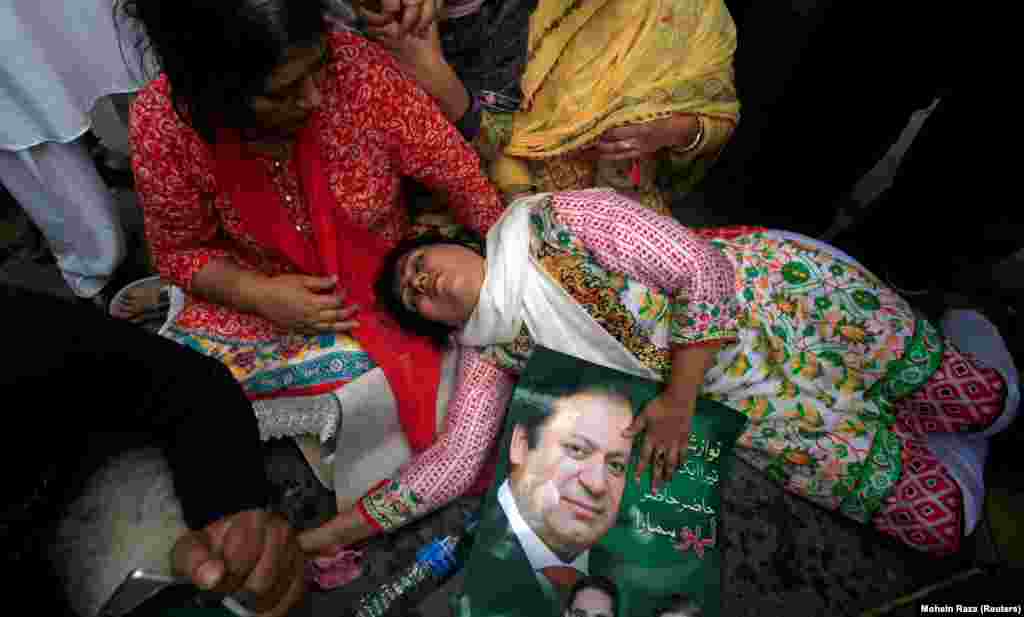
453,90,483,142
1,285,271,531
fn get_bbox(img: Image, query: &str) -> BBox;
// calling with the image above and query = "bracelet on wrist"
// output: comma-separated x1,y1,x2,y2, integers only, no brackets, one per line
671,115,705,155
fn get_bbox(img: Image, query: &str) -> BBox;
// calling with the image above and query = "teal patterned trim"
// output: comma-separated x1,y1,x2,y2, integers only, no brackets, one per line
242,351,375,396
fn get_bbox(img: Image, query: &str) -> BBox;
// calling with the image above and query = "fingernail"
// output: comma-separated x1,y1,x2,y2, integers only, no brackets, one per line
196,562,221,589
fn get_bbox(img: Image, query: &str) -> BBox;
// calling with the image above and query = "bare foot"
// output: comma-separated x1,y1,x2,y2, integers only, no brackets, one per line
110,277,169,321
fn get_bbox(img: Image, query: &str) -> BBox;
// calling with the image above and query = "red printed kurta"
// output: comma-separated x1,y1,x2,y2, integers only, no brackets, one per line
130,30,503,345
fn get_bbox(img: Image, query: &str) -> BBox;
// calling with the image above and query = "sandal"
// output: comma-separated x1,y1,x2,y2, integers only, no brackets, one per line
109,275,172,323
306,546,365,590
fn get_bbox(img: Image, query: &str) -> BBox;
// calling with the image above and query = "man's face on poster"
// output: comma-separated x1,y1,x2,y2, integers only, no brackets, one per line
509,390,634,560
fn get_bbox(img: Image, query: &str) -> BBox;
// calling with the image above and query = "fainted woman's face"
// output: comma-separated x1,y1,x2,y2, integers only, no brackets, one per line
248,36,330,138
395,244,486,327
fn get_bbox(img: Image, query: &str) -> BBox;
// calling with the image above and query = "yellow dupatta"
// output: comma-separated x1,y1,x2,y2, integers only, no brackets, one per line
492,0,740,190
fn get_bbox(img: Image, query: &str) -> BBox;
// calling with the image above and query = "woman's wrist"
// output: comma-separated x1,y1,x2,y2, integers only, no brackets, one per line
669,114,704,154
663,382,699,408
233,269,274,316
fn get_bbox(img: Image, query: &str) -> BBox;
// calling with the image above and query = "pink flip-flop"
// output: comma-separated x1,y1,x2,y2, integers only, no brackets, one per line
306,547,365,590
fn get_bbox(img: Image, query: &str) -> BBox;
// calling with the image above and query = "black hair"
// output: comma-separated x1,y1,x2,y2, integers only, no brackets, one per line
374,230,485,348
652,593,704,617
512,385,633,450
565,575,620,617
116,0,331,143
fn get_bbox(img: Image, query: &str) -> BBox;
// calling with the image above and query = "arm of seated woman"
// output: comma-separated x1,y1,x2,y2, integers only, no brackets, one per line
298,347,515,552
365,21,478,137
359,27,503,234
191,260,359,335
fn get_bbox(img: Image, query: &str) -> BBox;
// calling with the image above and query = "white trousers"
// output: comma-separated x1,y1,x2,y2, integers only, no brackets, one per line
0,136,125,298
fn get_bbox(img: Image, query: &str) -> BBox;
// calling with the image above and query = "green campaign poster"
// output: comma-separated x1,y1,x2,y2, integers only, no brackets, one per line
457,347,748,617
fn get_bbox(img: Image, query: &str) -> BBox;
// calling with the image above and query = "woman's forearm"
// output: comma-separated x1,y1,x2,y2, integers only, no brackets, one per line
408,58,471,124
664,341,721,404
191,258,270,316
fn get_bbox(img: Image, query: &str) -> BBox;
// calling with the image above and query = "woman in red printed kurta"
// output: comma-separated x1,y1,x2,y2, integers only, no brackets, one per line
124,0,504,560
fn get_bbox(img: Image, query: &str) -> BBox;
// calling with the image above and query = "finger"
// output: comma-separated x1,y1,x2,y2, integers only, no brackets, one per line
597,148,645,162
601,125,646,141
241,516,289,598
666,441,682,479
240,517,296,614
314,294,347,311
415,0,438,35
677,427,692,465
362,9,396,28
380,0,402,14
317,304,359,323
399,1,423,37
218,512,268,595
332,319,361,333
622,413,647,439
263,548,308,617
302,275,337,293
593,139,636,155
654,445,673,492
297,522,341,555
171,530,225,591
634,435,655,484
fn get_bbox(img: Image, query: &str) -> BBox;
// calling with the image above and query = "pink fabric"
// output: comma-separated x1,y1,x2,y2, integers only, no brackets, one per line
874,343,1009,555
364,346,516,528
875,416,963,556
307,548,365,590
550,189,738,345
893,348,1008,434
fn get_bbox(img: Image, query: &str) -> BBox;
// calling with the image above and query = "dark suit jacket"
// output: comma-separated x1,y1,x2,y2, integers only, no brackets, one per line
460,500,586,616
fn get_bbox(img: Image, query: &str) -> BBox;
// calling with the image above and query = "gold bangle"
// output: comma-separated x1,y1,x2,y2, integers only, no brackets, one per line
671,115,705,155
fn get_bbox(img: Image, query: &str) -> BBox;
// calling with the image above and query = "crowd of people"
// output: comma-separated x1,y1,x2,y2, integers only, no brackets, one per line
1,0,1018,616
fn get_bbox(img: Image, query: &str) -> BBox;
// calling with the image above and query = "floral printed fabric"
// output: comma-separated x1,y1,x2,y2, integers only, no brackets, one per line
164,327,373,399
481,190,741,374
699,231,939,521
479,198,942,523
359,479,423,531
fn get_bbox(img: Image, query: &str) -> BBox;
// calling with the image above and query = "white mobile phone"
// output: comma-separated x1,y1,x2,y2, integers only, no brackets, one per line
98,569,191,617
98,568,257,617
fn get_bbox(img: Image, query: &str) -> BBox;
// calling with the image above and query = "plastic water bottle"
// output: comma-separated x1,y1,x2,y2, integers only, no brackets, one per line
353,513,479,617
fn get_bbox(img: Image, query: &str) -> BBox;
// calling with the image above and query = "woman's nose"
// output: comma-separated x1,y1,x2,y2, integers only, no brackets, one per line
296,75,322,110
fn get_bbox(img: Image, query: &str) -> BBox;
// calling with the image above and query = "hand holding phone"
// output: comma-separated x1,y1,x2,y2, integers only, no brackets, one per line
99,568,258,617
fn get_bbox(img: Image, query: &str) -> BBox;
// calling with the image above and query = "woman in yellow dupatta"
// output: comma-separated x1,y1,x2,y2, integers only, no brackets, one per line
478,0,740,214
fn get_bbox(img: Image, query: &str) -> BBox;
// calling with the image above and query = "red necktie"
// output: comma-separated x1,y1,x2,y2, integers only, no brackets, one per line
541,565,582,594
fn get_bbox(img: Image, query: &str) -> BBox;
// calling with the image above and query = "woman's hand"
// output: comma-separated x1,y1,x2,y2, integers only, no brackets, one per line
366,18,445,78
254,274,360,335
586,114,702,161
298,507,369,557
361,0,442,40
624,392,697,493
173,509,306,617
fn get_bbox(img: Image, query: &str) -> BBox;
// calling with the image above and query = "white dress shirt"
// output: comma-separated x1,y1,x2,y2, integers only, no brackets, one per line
497,479,589,588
